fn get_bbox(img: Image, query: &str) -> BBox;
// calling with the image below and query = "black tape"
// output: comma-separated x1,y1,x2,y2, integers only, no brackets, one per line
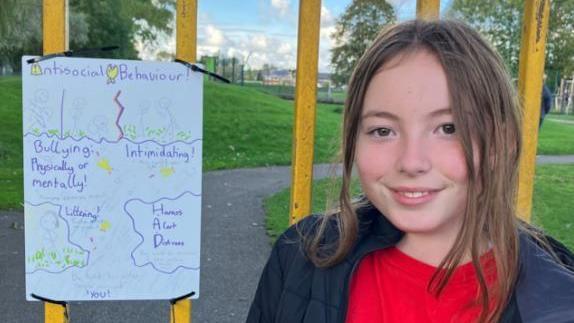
26,46,120,64
174,59,231,83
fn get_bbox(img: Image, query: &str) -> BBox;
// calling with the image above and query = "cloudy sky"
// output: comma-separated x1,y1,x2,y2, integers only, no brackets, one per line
140,0,453,73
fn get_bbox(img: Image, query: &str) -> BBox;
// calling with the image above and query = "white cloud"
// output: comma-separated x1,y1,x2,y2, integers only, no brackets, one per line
205,24,225,47
321,5,335,27
277,42,293,55
271,0,290,17
250,34,269,50
138,5,338,73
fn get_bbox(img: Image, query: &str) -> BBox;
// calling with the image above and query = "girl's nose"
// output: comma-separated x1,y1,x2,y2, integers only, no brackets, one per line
396,136,431,176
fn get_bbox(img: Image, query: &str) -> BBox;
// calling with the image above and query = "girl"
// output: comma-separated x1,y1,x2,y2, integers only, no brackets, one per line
247,20,574,323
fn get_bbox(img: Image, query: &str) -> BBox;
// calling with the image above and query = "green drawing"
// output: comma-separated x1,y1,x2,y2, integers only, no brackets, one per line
176,131,192,140
28,247,87,270
123,124,137,140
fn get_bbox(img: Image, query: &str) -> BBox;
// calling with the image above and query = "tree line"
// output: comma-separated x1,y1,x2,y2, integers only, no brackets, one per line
0,0,174,73
330,0,574,91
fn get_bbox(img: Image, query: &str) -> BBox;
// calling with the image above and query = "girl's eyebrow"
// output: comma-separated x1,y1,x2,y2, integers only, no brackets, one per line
361,110,399,120
361,107,452,120
428,107,452,118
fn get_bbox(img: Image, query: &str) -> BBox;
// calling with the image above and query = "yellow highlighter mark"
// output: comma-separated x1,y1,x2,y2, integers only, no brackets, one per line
100,220,111,232
160,167,175,178
97,158,113,174
106,64,119,84
31,63,43,75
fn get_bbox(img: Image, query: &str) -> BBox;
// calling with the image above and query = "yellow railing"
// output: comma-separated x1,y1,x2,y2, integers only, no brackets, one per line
516,0,550,221
289,0,322,225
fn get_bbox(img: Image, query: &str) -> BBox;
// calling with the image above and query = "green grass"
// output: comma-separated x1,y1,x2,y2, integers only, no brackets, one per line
0,76,343,209
244,83,347,103
264,164,574,250
203,81,342,169
538,118,574,155
532,164,574,249
0,77,24,211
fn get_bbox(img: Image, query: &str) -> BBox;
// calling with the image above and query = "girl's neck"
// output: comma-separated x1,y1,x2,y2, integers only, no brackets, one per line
396,233,489,267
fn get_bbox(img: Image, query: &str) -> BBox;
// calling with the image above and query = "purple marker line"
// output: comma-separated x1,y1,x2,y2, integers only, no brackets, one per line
60,89,65,139
124,191,201,274
114,90,125,140
24,132,200,146
24,132,202,147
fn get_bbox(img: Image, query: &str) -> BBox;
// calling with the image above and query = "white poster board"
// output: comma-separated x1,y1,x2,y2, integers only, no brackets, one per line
22,56,202,301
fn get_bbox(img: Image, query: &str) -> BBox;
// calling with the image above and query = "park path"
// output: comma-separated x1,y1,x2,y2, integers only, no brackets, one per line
547,118,574,125
1,156,573,322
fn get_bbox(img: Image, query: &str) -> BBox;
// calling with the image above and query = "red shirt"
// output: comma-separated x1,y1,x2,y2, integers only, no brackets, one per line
346,247,497,323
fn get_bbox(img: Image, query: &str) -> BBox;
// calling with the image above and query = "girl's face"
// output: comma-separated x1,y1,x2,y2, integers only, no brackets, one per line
356,50,471,243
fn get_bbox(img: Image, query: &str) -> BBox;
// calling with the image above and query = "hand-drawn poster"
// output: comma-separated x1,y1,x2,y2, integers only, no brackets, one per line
22,56,202,301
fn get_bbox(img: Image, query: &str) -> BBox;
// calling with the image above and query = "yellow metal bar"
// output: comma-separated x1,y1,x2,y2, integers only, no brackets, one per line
416,0,440,20
43,1,69,321
174,0,197,320
45,306,68,323
516,0,550,222
176,0,198,62
171,298,192,323
289,0,322,225
43,0,68,54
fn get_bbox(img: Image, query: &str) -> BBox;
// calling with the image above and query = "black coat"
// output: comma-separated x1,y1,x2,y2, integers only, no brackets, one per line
247,203,574,323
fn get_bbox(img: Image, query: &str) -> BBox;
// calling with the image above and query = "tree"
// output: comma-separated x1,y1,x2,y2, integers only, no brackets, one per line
0,0,89,72
69,0,175,60
447,0,574,89
330,0,396,87
0,0,174,72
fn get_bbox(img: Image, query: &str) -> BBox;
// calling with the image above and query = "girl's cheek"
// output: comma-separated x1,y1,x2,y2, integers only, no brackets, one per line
355,140,397,178
437,143,469,181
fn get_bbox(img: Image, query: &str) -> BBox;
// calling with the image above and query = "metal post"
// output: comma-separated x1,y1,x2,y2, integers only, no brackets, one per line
516,0,550,222
43,1,69,321
416,0,440,20
289,0,322,224
174,0,197,321
176,0,197,63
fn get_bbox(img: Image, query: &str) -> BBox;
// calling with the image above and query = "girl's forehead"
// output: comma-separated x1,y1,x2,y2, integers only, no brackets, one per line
362,51,450,117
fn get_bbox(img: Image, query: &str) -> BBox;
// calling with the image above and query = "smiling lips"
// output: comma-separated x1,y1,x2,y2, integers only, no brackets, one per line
390,187,442,206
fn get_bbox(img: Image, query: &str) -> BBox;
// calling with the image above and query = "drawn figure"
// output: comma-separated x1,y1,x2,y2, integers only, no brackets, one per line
88,115,110,140
39,211,60,248
26,89,52,133
138,97,179,142
157,97,178,139
70,97,87,138
106,64,119,84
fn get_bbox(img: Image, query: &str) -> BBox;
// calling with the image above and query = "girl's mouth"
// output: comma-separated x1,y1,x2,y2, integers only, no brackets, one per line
390,187,442,206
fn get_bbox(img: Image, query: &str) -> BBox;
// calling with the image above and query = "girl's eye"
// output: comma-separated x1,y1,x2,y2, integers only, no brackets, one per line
370,128,393,137
439,123,456,135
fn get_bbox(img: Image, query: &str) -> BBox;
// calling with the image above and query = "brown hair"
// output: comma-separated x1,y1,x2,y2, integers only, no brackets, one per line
305,19,522,322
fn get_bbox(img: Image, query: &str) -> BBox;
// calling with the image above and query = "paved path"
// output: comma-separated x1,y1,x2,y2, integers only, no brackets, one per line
547,118,574,125
0,157,572,322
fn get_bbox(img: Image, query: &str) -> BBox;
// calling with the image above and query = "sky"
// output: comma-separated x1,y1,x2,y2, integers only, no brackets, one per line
139,0,454,73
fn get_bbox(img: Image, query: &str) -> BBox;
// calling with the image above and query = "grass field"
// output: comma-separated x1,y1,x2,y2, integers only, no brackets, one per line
264,164,574,250
0,76,342,209
244,83,346,103
538,116,574,155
